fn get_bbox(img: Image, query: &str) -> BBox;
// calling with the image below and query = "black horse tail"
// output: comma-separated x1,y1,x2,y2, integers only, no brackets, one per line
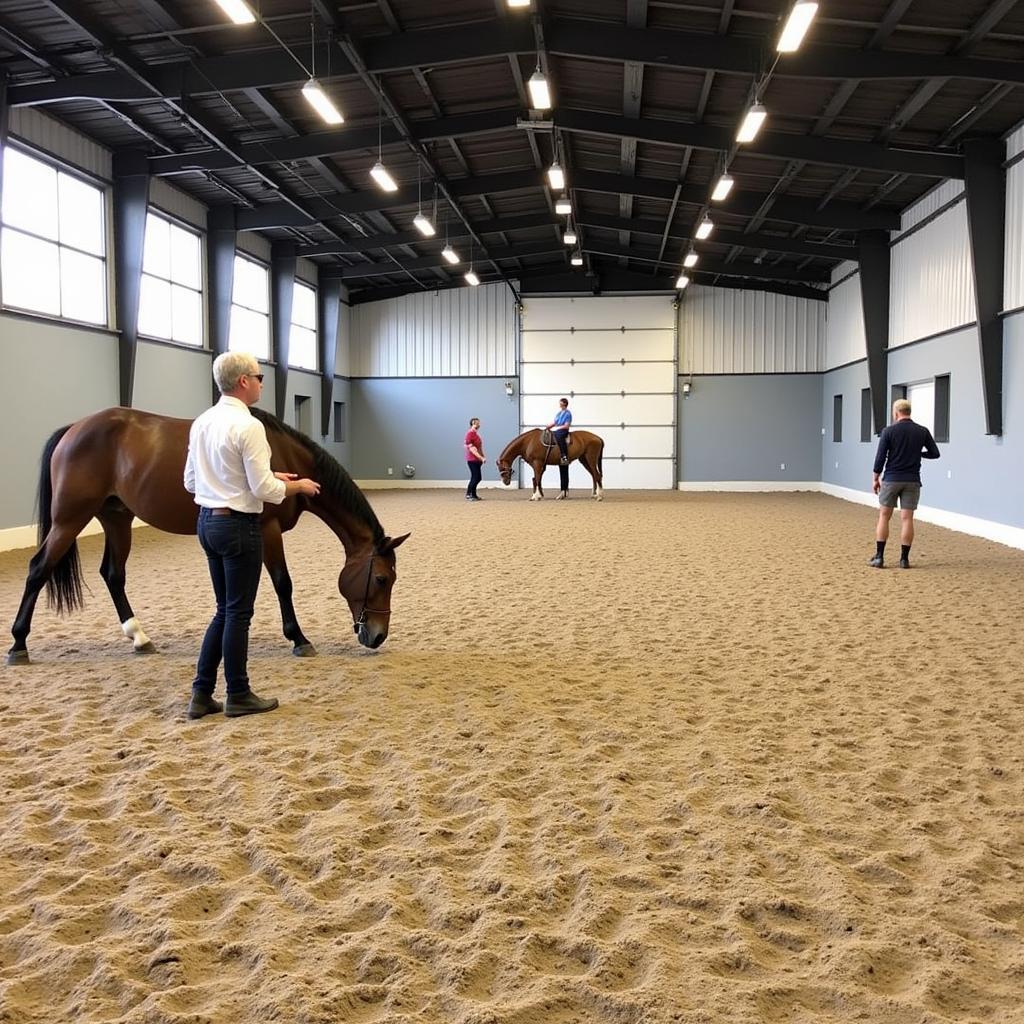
37,425,84,616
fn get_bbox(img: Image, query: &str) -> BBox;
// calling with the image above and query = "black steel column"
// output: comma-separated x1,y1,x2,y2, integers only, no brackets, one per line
318,271,342,437
270,241,296,421
857,229,891,436
207,205,236,401
112,150,150,408
964,138,1005,436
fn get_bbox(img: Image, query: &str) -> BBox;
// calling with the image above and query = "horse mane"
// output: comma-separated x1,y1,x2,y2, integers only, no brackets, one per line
499,428,540,463
250,407,385,544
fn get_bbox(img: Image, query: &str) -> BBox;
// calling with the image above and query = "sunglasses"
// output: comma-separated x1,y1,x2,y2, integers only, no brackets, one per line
247,373,265,383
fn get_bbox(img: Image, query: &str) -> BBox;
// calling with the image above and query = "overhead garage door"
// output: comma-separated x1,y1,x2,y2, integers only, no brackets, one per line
520,295,677,489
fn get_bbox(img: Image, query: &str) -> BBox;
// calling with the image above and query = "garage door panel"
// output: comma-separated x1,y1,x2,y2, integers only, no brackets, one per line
522,361,675,394
522,329,675,361
599,427,675,459
523,295,675,331
521,394,674,426
521,459,675,491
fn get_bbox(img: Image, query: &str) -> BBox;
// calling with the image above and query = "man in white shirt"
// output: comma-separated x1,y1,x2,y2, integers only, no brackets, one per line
184,351,320,719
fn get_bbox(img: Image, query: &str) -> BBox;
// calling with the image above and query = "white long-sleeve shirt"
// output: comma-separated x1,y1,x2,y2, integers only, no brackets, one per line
184,396,287,512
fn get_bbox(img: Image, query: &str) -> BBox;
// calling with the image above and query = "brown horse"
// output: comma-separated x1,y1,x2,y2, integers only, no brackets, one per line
496,429,604,501
7,407,409,666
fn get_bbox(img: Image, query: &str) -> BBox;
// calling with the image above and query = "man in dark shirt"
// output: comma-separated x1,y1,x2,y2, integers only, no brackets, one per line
869,398,941,569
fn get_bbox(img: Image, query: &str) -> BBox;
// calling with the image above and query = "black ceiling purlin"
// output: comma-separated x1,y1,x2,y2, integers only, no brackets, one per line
617,0,648,263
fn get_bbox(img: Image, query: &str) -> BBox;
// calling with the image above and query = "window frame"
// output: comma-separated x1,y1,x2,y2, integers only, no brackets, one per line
228,251,271,359
137,207,205,348
0,142,109,329
287,278,318,371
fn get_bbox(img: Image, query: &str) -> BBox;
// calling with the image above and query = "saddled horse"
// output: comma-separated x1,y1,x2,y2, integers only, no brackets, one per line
7,406,409,666
496,428,604,501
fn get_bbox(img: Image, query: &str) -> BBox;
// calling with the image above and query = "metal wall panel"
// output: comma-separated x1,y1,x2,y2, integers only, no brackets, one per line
522,294,675,330
150,177,207,229
7,108,111,180
336,301,352,378
237,233,271,263
889,198,975,349
679,285,826,374
825,269,866,370
296,257,318,286
522,328,674,361
1007,128,1024,312
899,179,964,232
351,281,517,378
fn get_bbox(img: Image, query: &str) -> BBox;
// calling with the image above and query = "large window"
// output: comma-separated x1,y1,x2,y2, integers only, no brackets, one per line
1,146,107,325
289,280,317,370
229,254,270,359
138,211,202,346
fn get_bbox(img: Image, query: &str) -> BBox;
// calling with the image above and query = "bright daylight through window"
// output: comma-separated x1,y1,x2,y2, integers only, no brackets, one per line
1,147,107,326
138,211,202,346
228,254,270,359
288,281,317,370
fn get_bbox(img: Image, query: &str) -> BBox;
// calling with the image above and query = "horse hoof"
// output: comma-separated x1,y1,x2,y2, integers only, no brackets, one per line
133,642,157,655
6,650,29,666
293,644,318,658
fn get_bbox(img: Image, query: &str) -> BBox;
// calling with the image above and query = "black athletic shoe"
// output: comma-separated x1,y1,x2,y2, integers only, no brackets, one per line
187,691,223,719
868,555,884,569
224,691,279,717
899,557,911,569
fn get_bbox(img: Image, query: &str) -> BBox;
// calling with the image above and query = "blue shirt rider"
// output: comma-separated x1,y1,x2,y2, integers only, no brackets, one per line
547,398,572,464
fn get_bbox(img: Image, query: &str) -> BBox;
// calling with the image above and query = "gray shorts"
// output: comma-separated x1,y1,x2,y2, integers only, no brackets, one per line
879,481,921,510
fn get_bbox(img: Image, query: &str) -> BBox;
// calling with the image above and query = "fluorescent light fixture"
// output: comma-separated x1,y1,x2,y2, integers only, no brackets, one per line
547,160,565,191
570,250,583,267
302,78,344,126
777,1,818,53
695,214,714,240
413,213,436,237
213,0,257,24
528,69,552,111
675,274,690,290
555,193,572,215
563,229,577,245
370,160,398,192
465,269,480,286
711,173,734,202
507,0,531,7
441,245,460,265
683,250,698,268
736,104,768,143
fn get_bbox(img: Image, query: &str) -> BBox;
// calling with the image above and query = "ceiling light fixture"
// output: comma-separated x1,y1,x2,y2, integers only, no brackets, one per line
547,159,565,191
696,214,714,240
711,173,734,202
413,213,435,237
528,67,552,111
442,244,460,265
370,80,398,192
302,79,344,125
213,0,257,24
563,228,577,245
675,274,690,290
412,163,435,236
736,103,768,143
777,1,819,53
507,0,531,7
684,250,698,268
570,250,583,267
465,269,480,286
555,193,572,215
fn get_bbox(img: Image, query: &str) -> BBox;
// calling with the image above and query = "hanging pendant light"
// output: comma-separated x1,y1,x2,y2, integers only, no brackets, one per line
675,274,690,290
736,104,767,143
777,1,819,53
570,250,583,267
302,79,344,125
465,238,479,285
683,250,698,268
711,173,734,202
441,206,460,264
369,82,398,192
563,227,577,246
555,193,572,216
213,0,256,24
695,214,714,240
547,160,565,191
528,67,552,110
412,164,435,236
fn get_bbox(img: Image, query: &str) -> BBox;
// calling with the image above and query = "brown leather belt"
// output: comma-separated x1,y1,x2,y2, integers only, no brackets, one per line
210,507,234,516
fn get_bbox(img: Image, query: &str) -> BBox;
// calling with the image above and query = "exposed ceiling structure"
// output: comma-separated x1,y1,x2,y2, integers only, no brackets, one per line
1,0,1023,304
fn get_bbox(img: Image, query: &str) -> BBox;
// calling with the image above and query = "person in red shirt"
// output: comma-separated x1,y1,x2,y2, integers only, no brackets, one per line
464,417,486,501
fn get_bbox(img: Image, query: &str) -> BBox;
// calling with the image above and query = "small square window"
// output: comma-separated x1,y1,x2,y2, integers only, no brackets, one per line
833,394,843,443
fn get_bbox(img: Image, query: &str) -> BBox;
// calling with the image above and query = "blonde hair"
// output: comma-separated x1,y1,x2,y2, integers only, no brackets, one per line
893,398,911,416
213,351,259,393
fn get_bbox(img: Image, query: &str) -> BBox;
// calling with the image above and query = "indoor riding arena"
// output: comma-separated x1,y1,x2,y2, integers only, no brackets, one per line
1,2,1023,1024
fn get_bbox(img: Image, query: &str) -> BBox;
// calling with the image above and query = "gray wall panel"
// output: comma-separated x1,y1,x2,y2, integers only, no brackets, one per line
820,361,874,490
349,378,520,481
678,375,822,483
0,315,118,529
133,341,211,420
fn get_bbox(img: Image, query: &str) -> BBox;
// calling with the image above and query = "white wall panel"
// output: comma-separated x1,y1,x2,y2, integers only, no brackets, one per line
679,285,826,374
351,281,516,377
521,361,675,394
521,393,675,426
523,294,674,330
1007,129,1024,311
150,177,207,229
238,232,271,263
825,270,866,369
7,108,111,180
296,257,318,285
522,328,674,361
889,198,975,348
336,301,352,377
899,180,964,231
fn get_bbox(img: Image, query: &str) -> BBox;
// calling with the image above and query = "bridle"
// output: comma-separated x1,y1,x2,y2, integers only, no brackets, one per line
352,551,392,633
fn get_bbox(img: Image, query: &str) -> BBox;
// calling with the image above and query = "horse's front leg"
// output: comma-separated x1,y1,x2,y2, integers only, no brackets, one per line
98,507,155,654
530,460,545,501
262,521,317,657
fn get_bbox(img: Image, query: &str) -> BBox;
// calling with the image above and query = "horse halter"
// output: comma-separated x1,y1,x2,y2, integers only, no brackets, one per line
352,552,392,633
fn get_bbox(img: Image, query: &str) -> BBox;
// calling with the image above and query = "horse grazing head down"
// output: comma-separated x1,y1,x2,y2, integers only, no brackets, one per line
496,458,514,486
339,533,410,649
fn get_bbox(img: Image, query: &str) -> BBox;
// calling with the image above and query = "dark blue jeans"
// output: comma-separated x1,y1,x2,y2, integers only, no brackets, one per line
467,461,482,497
193,509,263,697
555,430,569,461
